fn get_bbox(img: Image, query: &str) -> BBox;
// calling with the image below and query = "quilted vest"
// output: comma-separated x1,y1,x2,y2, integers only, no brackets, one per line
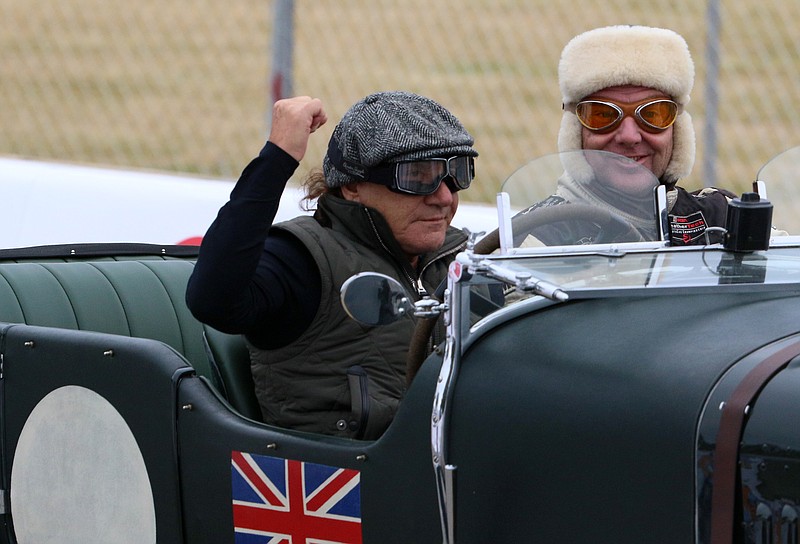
249,194,466,439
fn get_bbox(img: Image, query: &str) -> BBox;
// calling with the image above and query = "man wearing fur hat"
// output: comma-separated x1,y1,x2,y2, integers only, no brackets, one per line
536,25,734,246
187,91,478,439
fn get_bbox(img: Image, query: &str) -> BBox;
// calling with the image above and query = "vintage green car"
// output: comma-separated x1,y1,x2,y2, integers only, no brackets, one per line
0,148,798,543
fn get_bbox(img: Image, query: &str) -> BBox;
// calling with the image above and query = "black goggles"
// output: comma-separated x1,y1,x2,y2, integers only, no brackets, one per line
366,156,475,196
569,98,679,133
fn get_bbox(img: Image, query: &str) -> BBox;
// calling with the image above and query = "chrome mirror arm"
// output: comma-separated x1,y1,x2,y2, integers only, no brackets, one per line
454,252,569,302
413,297,448,318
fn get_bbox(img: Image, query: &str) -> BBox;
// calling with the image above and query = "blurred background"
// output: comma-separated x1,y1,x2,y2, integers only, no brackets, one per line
2,0,799,206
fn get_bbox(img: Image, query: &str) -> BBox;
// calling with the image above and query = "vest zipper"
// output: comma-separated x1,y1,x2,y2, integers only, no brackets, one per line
417,242,465,351
418,242,465,287
362,208,467,365
363,208,467,300
363,209,422,298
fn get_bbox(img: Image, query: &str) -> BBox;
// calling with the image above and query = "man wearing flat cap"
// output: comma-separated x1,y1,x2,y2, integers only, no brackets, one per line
187,91,478,439
550,25,734,245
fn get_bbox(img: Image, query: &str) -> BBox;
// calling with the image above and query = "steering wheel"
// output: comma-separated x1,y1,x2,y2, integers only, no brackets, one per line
474,203,645,254
406,204,645,385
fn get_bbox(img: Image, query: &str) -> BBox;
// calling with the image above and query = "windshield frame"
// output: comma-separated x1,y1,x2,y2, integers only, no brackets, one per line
462,240,800,334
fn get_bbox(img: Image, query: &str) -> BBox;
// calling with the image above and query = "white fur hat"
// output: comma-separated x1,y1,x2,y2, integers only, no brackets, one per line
557,25,696,187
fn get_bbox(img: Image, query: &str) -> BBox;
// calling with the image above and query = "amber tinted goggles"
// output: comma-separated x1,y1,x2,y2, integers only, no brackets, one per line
571,98,679,133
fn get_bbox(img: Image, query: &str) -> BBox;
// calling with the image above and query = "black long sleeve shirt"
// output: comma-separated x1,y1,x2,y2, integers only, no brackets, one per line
186,142,321,349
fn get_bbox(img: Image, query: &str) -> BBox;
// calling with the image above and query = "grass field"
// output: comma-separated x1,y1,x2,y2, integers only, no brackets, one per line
3,1,799,222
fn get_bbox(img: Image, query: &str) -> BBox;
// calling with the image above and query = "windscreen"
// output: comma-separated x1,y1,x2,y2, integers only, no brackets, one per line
497,150,662,248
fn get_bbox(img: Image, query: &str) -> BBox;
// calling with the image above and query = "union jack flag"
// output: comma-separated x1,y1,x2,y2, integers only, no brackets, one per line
231,451,362,544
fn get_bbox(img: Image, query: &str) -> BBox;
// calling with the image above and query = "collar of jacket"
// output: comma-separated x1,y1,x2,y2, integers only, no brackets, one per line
554,171,656,233
316,193,468,273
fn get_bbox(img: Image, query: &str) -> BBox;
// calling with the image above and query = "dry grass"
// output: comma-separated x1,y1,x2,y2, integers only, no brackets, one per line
2,0,799,226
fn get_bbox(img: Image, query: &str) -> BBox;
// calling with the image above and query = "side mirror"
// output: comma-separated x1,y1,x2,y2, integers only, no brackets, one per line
340,272,413,326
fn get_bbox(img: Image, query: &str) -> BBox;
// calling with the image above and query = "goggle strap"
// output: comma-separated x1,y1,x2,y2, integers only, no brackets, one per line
326,135,369,181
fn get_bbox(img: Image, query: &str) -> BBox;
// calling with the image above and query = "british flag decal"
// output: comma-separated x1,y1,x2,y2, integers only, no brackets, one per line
231,451,362,544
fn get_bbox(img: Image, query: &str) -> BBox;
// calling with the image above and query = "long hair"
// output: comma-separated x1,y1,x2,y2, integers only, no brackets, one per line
300,169,343,211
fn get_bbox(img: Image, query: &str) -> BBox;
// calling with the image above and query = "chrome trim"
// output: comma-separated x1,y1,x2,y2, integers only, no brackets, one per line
494,239,669,257
656,184,669,241
767,235,800,246
431,274,463,544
